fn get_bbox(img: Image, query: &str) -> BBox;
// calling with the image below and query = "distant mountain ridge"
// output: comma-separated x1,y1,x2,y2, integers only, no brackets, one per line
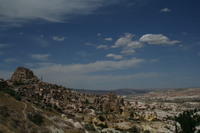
77,88,152,95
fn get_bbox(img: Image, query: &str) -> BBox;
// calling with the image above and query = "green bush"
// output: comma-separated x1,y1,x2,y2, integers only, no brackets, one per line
28,112,44,126
0,88,21,101
175,109,200,133
98,115,106,122
84,124,96,131
127,126,141,133
13,81,25,86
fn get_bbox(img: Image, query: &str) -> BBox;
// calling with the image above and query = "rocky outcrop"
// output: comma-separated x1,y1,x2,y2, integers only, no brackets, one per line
94,93,125,114
11,67,39,84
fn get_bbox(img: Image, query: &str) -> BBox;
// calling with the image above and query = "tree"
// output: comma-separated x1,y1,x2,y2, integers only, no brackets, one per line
175,109,200,133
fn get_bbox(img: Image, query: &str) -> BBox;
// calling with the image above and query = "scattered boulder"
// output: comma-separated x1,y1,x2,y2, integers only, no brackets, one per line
94,93,125,114
115,122,133,131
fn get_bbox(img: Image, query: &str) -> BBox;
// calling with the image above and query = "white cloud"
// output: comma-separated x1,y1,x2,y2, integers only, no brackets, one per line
106,53,123,60
96,44,109,49
112,33,143,55
33,58,145,89
120,49,136,55
34,69,158,89
103,33,180,56
0,0,119,23
52,36,65,41
104,37,113,41
31,54,50,61
34,58,144,75
160,8,171,13
126,41,143,49
112,33,135,48
139,34,180,45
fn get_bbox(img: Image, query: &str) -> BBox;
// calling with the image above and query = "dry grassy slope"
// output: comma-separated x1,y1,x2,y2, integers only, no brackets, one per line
0,92,85,133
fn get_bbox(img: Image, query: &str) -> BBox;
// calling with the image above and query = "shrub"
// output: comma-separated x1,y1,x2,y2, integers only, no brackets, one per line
28,112,44,126
13,81,25,86
0,88,21,101
127,126,141,133
84,124,96,131
98,115,106,122
175,109,200,133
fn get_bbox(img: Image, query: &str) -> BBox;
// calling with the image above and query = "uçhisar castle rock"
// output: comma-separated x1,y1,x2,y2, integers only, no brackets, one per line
11,67,39,84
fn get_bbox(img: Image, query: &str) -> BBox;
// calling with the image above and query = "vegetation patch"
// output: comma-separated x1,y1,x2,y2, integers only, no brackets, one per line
84,124,96,131
174,109,200,133
28,112,44,126
0,88,21,101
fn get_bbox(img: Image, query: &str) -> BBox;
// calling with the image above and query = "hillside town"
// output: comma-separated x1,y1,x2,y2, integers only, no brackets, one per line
0,67,200,133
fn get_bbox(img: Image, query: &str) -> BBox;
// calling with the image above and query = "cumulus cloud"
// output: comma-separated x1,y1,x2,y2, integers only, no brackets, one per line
52,36,65,41
96,44,109,49
139,34,180,45
0,0,119,23
104,37,113,41
112,33,143,49
31,54,50,61
99,33,180,57
106,53,123,60
160,8,171,13
112,33,135,48
112,33,143,55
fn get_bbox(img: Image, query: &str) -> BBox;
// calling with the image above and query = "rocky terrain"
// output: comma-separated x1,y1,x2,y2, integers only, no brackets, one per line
0,67,143,133
0,67,200,133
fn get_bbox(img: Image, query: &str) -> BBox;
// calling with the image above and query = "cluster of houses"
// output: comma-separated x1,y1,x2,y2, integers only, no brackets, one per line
3,67,199,132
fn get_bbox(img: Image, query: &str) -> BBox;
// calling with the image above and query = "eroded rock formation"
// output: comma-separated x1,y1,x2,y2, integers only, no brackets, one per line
11,67,39,84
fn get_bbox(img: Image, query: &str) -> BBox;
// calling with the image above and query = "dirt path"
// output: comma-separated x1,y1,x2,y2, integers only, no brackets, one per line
22,102,30,133
22,102,27,120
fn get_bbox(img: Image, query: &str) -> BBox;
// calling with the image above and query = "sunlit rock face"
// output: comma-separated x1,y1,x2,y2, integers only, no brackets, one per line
11,67,39,84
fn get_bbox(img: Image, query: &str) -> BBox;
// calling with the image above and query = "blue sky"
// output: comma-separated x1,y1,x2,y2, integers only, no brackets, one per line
0,0,200,89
